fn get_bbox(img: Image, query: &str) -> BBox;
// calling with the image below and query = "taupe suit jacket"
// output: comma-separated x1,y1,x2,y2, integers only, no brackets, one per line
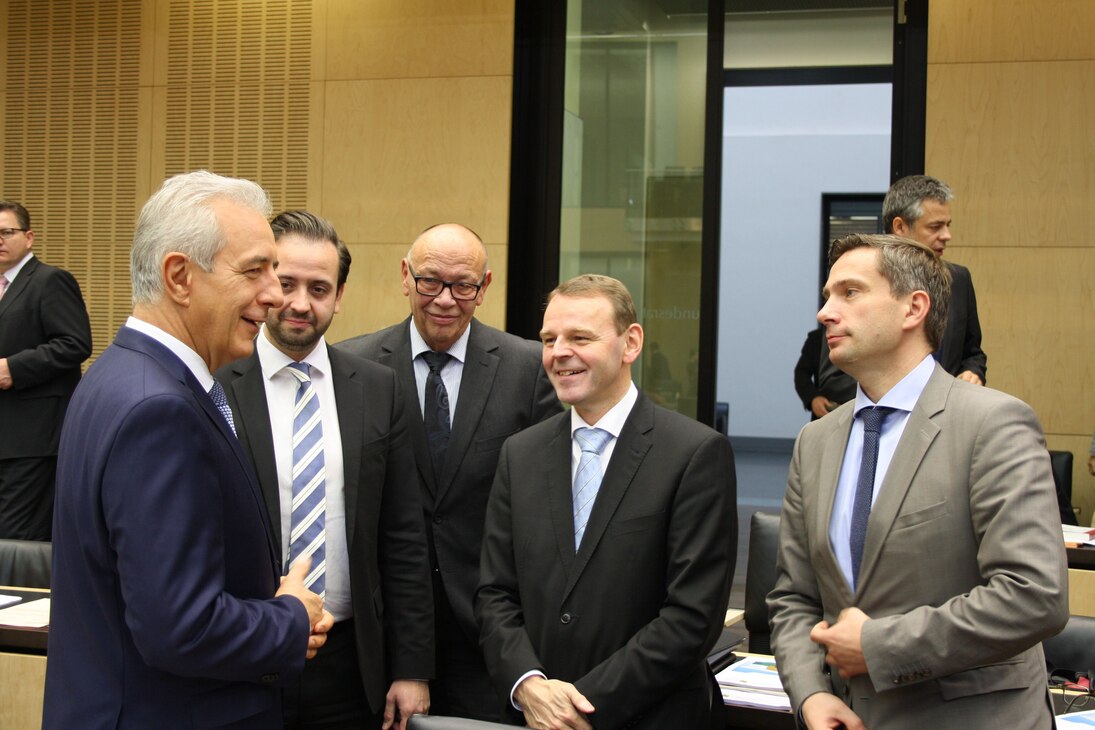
769,365,1067,728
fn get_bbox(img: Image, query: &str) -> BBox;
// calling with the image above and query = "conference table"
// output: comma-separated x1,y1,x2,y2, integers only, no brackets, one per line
0,586,48,730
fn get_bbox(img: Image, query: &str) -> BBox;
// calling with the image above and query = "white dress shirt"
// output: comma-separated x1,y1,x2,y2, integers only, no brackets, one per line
409,319,472,422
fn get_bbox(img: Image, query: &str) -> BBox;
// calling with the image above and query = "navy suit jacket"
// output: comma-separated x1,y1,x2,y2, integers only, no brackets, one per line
476,394,737,729
337,317,561,642
0,255,91,458
217,344,435,713
45,327,310,729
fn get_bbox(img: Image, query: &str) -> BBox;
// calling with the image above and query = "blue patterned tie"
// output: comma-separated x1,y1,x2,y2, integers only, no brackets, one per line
849,406,895,586
422,351,451,480
285,362,325,596
208,380,236,436
573,427,612,551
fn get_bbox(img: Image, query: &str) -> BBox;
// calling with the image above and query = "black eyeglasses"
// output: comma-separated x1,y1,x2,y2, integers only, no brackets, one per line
407,262,485,301
0,228,27,241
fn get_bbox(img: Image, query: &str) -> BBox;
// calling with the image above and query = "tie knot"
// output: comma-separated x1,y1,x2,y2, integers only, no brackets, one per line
858,406,895,434
286,361,311,382
422,351,450,374
575,427,612,455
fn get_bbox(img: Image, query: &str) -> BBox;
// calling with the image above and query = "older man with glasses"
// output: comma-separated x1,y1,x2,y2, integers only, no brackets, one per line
0,200,91,540
338,223,561,723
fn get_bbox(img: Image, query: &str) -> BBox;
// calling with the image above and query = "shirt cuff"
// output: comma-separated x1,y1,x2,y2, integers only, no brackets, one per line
510,669,547,711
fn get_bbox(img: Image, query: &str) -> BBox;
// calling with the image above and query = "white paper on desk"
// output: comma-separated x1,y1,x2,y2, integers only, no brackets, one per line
716,655,784,691
0,597,50,628
721,687,791,711
1058,710,1095,728
0,594,20,608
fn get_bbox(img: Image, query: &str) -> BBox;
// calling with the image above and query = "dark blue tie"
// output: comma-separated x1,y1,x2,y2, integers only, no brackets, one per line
208,380,236,436
850,406,894,586
422,351,451,480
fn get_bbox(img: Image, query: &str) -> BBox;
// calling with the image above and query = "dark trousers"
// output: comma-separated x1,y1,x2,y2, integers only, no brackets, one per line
0,456,55,540
430,574,518,724
283,619,376,729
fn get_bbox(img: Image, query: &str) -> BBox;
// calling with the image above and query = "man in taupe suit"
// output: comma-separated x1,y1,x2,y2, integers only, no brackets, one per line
337,224,561,722
768,233,1067,729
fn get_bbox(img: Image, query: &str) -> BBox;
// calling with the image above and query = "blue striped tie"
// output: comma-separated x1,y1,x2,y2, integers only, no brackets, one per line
285,362,325,596
573,427,612,551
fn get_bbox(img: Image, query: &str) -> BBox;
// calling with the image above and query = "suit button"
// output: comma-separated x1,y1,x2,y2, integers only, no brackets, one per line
560,613,572,624
260,673,279,683
433,515,442,524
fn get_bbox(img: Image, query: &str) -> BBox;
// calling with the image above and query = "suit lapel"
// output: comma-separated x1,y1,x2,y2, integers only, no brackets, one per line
329,347,363,550
442,321,498,503
546,416,578,578
224,351,283,548
818,406,856,600
856,366,948,592
563,396,653,600
0,256,37,318
378,321,435,499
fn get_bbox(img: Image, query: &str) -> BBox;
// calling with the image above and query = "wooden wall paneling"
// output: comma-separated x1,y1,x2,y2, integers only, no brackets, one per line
948,246,1095,436
929,0,1095,64
325,0,514,81
320,75,513,246
2,0,142,365
328,242,410,344
0,652,45,730
925,60,1095,248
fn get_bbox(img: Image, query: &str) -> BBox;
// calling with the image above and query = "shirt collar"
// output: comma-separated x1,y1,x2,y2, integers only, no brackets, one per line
570,382,639,439
853,354,935,417
125,315,215,392
2,252,34,282
256,324,330,380
409,317,471,364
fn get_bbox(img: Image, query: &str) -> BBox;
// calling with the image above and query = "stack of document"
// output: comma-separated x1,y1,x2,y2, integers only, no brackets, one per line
1063,524,1095,548
715,655,791,711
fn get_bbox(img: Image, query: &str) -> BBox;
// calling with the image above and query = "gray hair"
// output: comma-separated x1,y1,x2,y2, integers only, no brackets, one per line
130,170,272,303
882,175,954,233
828,233,952,350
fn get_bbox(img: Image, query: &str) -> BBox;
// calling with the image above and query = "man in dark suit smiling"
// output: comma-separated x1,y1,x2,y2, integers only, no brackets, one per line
338,223,560,722
476,274,736,730
218,210,433,730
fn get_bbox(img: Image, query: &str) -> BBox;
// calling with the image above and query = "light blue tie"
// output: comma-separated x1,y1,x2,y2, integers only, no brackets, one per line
208,380,236,436
285,362,325,596
573,427,612,551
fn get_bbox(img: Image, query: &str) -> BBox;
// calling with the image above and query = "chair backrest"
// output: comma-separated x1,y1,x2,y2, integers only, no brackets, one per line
744,511,781,654
407,715,515,730
1044,614,1095,676
1049,450,1076,526
0,539,52,588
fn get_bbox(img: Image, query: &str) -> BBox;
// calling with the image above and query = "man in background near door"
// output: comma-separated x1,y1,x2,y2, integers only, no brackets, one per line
218,211,434,729
0,200,92,540
884,174,986,385
337,223,561,722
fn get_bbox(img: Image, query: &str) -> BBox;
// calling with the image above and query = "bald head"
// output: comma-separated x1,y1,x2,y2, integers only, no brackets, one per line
402,223,492,351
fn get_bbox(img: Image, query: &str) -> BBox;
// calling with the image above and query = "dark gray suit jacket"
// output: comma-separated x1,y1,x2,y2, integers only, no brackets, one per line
217,344,434,714
0,255,91,459
937,261,986,382
336,317,561,643
476,394,737,729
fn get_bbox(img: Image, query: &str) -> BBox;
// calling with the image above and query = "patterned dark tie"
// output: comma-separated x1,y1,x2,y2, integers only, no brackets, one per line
573,427,612,551
422,351,452,481
208,380,236,436
849,406,895,586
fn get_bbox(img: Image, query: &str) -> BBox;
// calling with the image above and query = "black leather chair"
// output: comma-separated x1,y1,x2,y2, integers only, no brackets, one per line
1044,614,1095,677
1050,450,1077,526
0,539,52,588
744,512,781,654
407,715,514,730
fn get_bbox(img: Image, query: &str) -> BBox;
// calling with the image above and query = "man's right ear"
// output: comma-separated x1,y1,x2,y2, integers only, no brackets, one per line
162,252,192,306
